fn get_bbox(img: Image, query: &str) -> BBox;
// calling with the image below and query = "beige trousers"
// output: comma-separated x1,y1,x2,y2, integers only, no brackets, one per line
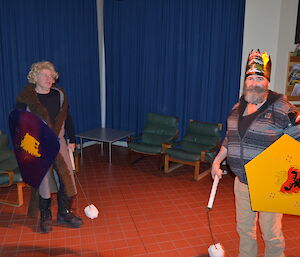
234,177,285,257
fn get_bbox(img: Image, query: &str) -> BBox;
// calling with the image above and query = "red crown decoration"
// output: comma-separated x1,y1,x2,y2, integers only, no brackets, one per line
245,49,271,81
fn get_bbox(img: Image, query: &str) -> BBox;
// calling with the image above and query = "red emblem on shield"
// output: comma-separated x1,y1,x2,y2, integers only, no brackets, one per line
280,167,300,193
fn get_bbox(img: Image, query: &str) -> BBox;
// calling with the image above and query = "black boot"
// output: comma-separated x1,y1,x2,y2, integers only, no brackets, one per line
57,190,83,228
39,196,52,233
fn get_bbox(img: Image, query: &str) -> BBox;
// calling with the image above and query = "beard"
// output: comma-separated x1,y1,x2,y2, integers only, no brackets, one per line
243,85,268,104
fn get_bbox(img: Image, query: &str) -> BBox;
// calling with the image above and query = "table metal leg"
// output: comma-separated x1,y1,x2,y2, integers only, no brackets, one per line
109,142,112,164
100,142,104,154
80,138,83,160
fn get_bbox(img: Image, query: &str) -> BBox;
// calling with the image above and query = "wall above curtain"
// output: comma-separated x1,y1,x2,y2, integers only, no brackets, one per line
104,0,245,137
0,0,101,137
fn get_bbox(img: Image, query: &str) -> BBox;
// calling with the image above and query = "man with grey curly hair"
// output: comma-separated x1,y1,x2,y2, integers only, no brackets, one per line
15,61,83,233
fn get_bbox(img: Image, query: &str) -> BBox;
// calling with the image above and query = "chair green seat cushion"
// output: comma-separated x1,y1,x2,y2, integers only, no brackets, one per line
141,133,174,146
166,148,216,163
128,142,162,154
0,133,23,185
181,141,214,154
10,169,23,183
0,157,19,171
128,113,178,160
0,149,15,163
0,173,10,185
166,148,201,162
0,134,9,149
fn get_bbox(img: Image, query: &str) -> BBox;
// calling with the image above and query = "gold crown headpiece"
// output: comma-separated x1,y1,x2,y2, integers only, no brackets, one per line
245,49,271,81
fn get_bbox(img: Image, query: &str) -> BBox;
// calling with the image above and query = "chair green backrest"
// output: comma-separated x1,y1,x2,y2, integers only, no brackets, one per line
181,121,222,154
0,134,19,172
141,113,178,146
0,132,25,207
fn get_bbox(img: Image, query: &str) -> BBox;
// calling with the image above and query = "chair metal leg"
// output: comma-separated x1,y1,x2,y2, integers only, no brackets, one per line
128,150,146,165
131,155,145,165
108,142,112,164
128,149,132,165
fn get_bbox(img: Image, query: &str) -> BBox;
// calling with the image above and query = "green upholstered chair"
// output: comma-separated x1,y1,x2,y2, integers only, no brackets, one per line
0,131,25,207
164,120,222,180
128,113,179,167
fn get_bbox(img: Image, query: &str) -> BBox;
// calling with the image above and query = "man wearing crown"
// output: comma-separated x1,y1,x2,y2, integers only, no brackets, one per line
211,50,300,257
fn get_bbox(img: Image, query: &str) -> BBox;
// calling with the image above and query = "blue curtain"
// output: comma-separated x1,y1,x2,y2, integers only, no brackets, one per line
0,0,100,137
104,0,245,137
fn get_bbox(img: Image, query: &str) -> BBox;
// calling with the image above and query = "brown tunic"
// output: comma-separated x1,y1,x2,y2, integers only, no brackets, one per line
16,84,77,215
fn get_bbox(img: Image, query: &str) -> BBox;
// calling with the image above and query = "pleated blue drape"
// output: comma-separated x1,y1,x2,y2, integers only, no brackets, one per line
0,0,100,137
104,0,245,137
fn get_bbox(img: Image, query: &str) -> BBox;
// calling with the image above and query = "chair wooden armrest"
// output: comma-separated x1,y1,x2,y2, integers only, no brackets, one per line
162,142,172,153
0,170,14,187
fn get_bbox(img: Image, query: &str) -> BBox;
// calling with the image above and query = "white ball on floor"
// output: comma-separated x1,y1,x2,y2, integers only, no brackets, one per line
84,204,99,219
208,243,225,257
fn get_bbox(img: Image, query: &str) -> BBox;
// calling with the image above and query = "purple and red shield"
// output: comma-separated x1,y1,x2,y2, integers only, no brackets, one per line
9,110,60,188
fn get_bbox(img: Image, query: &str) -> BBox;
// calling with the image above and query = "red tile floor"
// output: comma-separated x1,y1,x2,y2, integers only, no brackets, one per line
0,144,299,257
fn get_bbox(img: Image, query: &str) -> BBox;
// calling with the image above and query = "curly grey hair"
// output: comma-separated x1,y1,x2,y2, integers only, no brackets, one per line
27,61,59,84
